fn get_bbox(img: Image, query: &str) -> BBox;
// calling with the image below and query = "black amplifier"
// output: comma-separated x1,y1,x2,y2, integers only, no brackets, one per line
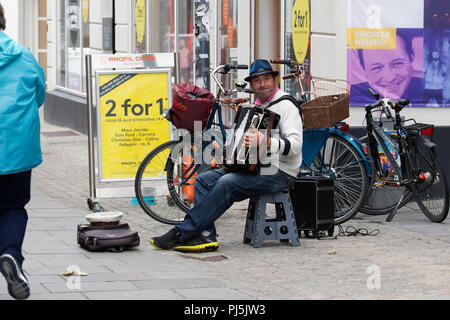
289,176,335,238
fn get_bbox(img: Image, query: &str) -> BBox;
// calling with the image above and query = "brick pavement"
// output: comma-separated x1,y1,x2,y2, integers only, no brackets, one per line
1,119,449,300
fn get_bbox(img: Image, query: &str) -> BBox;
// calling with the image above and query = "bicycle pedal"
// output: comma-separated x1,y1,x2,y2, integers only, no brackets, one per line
400,179,412,186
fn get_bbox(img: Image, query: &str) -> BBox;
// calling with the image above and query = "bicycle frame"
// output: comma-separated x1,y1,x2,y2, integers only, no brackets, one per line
181,106,226,177
365,116,404,181
301,126,373,177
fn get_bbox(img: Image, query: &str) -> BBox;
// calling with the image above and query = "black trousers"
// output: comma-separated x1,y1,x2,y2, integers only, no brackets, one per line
0,170,31,266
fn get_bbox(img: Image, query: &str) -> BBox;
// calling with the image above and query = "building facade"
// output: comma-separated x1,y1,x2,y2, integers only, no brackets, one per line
2,0,449,133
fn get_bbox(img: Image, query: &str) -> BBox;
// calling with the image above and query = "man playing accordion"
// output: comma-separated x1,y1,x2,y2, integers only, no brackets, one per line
150,59,303,252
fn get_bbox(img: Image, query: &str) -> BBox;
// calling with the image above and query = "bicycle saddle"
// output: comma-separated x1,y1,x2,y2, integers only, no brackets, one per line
389,99,410,112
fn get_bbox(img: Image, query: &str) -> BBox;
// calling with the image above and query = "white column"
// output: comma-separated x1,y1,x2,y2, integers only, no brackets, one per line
1,0,22,43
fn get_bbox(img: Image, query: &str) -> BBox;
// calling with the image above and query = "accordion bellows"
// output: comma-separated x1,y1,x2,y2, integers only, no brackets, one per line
224,104,280,173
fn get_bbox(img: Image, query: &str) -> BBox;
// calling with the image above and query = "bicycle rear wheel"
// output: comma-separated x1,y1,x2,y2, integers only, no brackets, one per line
359,134,413,215
135,140,191,225
300,133,369,224
407,137,449,222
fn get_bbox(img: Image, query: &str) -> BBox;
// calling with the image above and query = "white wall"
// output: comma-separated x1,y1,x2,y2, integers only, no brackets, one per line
1,0,38,59
89,0,114,53
0,0,21,43
114,0,131,53
237,0,252,81
89,0,103,52
310,0,347,79
256,0,278,61
46,0,56,91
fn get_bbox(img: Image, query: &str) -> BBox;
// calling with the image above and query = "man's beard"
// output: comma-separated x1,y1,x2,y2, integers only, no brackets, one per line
257,87,273,102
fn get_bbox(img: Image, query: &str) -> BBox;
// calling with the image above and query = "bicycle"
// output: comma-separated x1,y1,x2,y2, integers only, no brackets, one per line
359,88,449,222
134,63,250,224
136,59,372,226
271,58,371,225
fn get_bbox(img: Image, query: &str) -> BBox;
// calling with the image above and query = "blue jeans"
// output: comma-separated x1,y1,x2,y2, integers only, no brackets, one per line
176,168,294,242
0,171,31,266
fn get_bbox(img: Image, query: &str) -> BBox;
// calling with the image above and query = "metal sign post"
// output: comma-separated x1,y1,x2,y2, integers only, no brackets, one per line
85,54,102,211
85,53,177,212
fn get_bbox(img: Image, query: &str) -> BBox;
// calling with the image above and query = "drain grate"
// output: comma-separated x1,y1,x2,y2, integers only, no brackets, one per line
41,130,80,137
179,254,228,262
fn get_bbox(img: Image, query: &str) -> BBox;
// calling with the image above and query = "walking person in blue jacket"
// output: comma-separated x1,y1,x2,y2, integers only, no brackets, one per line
0,4,46,300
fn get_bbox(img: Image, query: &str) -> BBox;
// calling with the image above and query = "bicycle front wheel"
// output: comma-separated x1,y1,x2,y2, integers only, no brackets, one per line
135,140,191,225
407,137,449,222
301,133,369,224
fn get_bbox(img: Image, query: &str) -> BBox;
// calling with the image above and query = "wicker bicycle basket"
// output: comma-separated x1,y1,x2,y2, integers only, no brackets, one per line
301,78,351,129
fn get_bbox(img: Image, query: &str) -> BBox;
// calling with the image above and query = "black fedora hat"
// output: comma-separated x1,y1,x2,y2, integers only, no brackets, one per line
244,59,279,82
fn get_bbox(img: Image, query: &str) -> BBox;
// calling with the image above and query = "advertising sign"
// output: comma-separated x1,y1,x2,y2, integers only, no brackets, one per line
292,0,310,64
348,0,450,107
96,70,172,181
135,0,146,44
91,53,175,70
82,0,89,23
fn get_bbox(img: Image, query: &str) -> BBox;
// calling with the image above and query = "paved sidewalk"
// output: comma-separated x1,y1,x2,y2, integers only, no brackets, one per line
1,119,449,300
0,189,249,300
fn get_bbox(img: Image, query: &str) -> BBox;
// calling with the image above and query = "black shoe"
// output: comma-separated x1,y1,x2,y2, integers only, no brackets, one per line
149,228,181,250
173,231,219,253
0,254,30,300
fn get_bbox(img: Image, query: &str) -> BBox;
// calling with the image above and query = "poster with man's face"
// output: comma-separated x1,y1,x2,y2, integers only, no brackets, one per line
347,0,450,107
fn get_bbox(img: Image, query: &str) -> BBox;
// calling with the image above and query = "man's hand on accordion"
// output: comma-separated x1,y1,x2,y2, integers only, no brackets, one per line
244,124,271,149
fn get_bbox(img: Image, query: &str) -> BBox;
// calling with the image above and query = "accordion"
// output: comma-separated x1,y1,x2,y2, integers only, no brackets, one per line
224,104,280,173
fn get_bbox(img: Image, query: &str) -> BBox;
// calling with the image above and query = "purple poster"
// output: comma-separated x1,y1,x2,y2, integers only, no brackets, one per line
347,0,450,107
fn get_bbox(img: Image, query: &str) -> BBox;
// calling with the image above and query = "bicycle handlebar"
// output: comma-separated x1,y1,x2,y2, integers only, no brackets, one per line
223,63,249,73
272,57,307,94
236,64,249,70
271,58,305,87
368,88,380,100
211,63,249,96
270,59,298,66
365,88,411,120
282,74,297,80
